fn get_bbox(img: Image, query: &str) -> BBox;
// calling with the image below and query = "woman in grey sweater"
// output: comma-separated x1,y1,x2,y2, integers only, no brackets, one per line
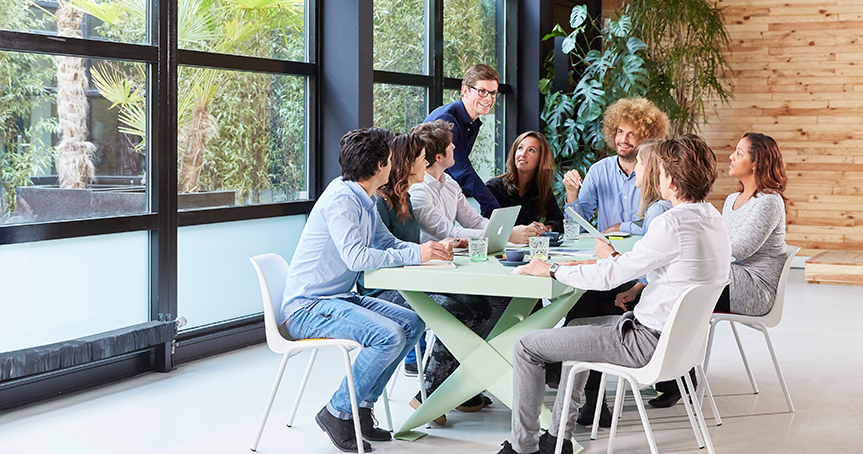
718,132,789,316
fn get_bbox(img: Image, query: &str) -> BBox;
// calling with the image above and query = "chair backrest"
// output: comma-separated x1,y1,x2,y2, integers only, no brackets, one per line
249,253,293,353
761,245,800,328
640,284,728,384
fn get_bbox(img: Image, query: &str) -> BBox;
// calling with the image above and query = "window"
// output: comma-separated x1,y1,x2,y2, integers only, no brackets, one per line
373,83,426,133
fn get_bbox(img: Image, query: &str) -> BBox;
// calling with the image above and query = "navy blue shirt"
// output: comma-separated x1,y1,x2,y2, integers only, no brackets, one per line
424,99,501,214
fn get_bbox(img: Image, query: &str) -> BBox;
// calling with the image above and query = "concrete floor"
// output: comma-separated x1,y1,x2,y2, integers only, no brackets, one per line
1,269,862,454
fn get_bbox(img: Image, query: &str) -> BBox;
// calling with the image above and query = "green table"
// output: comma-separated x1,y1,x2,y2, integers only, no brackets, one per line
364,235,640,439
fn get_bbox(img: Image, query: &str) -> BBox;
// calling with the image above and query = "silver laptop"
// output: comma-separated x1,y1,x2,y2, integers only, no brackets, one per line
483,205,521,253
565,207,612,245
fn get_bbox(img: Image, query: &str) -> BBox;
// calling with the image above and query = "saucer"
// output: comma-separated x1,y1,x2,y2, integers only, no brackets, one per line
498,259,526,267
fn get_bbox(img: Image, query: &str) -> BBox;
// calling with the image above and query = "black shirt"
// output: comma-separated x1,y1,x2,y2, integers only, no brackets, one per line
483,176,564,233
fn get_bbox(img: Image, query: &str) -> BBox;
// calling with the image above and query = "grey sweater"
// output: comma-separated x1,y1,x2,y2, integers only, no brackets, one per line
722,192,787,316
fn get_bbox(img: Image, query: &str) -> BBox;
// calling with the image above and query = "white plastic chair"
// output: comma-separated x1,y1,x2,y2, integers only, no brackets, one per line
556,284,727,454
702,245,799,413
249,253,385,454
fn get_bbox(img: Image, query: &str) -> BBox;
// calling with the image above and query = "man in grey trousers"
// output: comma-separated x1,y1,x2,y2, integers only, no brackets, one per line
498,137,732,454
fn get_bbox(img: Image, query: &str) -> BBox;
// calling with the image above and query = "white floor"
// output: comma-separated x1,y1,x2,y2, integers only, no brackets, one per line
2,269,863,454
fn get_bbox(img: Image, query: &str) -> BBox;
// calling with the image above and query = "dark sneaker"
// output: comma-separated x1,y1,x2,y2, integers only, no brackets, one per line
496,440,539,454
576,389,612,427
404,361,418,377
481,393,493,407
538,430,572,454
314,406,373,453
357,407,391,441
455,394,485,412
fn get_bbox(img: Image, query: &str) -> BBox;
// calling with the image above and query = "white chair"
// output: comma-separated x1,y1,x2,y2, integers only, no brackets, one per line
702,245,800,413
249,253,383,454
556,284,727,454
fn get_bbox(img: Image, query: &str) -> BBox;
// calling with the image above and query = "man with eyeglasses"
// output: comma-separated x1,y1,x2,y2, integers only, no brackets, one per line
424,64,502,215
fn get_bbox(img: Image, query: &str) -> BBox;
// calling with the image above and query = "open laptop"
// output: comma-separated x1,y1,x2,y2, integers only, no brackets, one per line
454,205,521,254
565,207,612,245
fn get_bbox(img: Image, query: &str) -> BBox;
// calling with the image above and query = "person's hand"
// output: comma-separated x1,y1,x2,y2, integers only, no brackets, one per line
595,239,617,259
614,289,637,311
515,259,552,277
563,170,583,203
443,237,467,248
602,224,622,233
509,224,542,244
529,221,550,233
557,259,596,266
420,241,453,262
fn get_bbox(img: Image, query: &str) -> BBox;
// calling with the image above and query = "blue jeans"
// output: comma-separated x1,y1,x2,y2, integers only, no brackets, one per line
285,294,425,419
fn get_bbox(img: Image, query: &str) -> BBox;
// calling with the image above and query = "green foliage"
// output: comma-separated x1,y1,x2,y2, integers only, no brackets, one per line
540,5,648,202
624,0,734,136
373,0,425,74
442,0,497,79
0,0,56,221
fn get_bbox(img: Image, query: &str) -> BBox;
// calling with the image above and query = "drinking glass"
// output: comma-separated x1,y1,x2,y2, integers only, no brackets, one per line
564,219,580,241
528,236,550,260
468,236,489,262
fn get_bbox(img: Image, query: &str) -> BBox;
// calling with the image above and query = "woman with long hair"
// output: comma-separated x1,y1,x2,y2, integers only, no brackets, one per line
483,131,564,233
362,132,493,425
716,132,788,315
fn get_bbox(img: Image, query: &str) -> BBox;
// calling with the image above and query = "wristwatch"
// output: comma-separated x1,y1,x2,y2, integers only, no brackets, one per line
549,263,561,280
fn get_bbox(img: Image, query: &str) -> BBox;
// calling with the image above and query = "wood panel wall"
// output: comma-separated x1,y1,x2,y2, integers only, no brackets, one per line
601,0,863,256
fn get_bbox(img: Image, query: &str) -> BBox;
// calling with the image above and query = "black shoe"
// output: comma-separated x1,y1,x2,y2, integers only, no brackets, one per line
496,440,539,454
648,390,682,408
576,389,612,427
314,406,373,453
357,407,391,442
481,393,493,407
403,361,418,377
538,431,572,454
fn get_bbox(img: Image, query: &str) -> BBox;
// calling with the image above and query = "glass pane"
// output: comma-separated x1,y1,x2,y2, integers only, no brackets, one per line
177,0,307,62
374,0,426,74
0,0,148,44
373,84,426,134
1,52,148,225
177,215,305,330
0,231,149,352
443,0,497,79
176,68,308,206
445,89,501,182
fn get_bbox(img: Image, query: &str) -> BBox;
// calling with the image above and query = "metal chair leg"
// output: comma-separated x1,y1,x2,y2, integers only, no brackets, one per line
627,377,659,454
590,372,607,440
606,377,626,454
684,372,715,454
339,345,365,454
251,351,292,451
676,376,705,448
757,324,795,412
555,364,581,454
287,349,318,427
731,321,759,394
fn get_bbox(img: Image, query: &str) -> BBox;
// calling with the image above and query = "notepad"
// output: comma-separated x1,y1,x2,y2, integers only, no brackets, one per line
404,260,457,269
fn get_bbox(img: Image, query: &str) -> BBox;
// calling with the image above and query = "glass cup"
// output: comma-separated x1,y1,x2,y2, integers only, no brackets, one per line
468,236,489,262
528,236,550,260
563,219,580,241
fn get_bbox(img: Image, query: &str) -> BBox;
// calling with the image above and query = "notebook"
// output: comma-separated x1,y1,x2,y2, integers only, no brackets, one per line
564,207,612,245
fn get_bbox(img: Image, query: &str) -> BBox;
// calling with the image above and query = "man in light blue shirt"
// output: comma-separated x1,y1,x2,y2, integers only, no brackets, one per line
563,98,669,233
280,128,453,452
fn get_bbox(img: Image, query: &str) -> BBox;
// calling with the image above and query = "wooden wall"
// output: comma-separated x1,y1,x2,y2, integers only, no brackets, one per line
601,0,863,257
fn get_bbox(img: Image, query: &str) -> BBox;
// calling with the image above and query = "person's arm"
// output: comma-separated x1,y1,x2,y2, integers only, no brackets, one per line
619,220,643,235
325,195,420,271
563,166,598,221
727,195,784,262
410,183,485,241
454,190,489,232
554,216,679,290
446,120,501,214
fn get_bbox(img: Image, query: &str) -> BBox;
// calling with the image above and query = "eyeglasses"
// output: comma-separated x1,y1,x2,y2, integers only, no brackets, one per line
469,86,500,100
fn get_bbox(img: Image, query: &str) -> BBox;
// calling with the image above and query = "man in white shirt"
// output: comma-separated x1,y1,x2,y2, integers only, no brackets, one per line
496,137,732,454
409,120,540,244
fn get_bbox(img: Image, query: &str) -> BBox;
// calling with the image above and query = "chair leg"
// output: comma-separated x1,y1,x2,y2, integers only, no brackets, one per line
627,377,659,454
676,376,705,449
606,376,626,454
287,349,318,428
731,322,759,394
251,351,292,451
338,344,365,454
415,342,431,429
380,386,393,432
696,365,722,426
591,372,607,441
757,324,795,412
700,319,720,405
555,364,581,454
422,330,435,369
684,372,715,454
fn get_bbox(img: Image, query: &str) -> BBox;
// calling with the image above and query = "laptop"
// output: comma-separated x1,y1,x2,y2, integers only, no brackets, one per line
565,207,612,245
453,205,521,254
483,205,521,253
